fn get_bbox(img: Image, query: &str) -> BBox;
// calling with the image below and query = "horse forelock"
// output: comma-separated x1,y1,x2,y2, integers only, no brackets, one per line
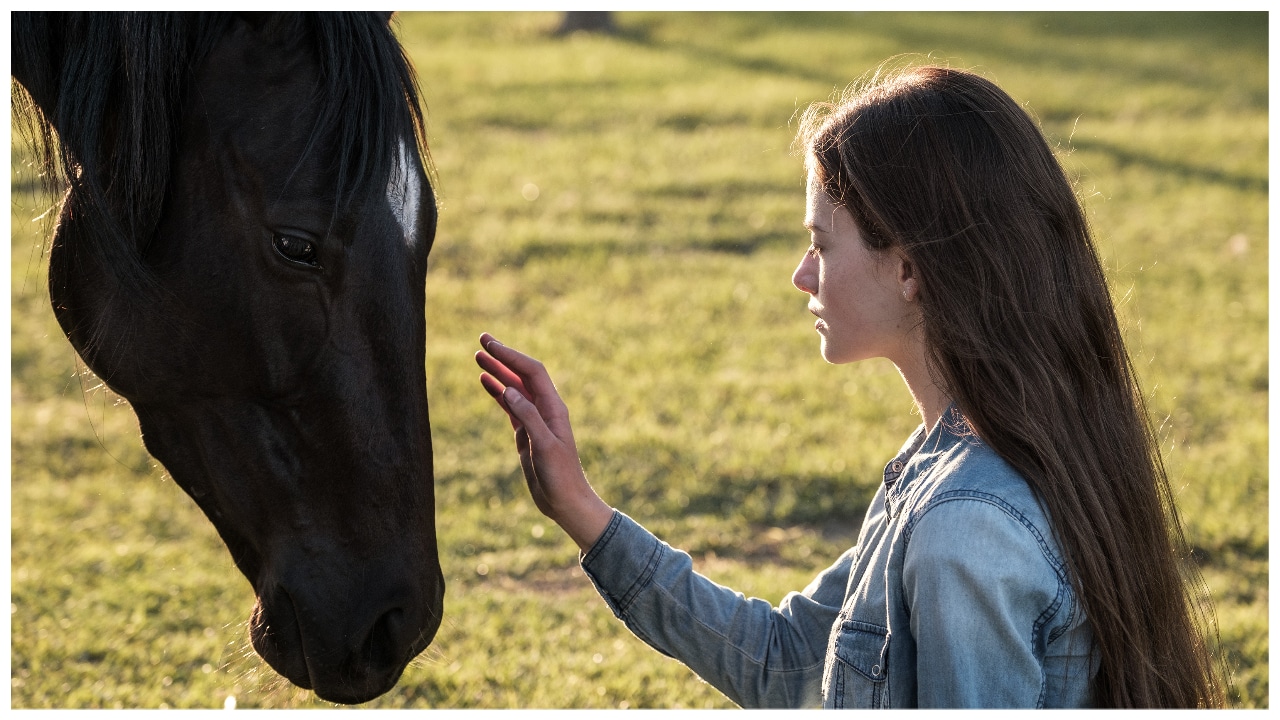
265,12,433,230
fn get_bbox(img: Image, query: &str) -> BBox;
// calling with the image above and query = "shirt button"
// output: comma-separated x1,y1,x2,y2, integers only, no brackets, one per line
872,664,881,676
890,461,903,473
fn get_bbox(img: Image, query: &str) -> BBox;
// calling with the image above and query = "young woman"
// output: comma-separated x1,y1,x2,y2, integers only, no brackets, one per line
474,65,1223,708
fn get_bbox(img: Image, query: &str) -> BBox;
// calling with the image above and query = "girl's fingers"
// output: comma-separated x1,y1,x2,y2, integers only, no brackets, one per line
475,350,528,396
479,335,560,401
479,371,504,401
477,333,574,440
501,386,555,445
479,372,521,429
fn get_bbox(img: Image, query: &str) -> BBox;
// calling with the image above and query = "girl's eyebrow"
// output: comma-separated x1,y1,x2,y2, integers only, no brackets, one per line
804,212,829,233
805,215,831,233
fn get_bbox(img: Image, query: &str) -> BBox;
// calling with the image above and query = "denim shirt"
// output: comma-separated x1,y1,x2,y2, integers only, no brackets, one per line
580,406,1097,708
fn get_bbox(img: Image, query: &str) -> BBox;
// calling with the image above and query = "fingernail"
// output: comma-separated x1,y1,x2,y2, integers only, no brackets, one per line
486,339,503,352
502,387,521,404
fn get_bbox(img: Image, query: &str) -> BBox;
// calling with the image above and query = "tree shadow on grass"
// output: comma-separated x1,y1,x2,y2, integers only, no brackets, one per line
614,12,1265,104
1068,137,1267,195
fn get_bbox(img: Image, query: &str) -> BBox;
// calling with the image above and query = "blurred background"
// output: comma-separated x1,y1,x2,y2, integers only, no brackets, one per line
10,11,1267,708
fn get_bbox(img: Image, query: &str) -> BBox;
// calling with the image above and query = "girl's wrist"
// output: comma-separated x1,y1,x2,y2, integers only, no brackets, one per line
556,493,614,552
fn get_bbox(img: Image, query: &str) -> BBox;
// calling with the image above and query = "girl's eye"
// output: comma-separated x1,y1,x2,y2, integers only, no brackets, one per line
273,233,319,267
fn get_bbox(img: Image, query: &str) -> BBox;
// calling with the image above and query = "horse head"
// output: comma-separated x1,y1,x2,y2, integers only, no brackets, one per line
13,12,443,704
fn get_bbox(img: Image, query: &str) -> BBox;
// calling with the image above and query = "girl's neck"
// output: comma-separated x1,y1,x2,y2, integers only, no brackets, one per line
891,340,952,432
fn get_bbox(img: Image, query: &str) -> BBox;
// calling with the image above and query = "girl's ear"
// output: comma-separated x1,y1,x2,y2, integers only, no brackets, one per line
898,254,920,302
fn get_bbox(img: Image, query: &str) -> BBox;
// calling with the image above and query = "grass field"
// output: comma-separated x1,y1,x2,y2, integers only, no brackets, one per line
10,11,1268,708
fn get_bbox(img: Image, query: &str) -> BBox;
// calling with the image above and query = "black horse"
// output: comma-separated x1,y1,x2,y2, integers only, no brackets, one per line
13,12,443,704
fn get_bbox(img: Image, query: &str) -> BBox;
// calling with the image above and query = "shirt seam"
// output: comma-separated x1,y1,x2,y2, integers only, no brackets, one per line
903,489,1070,584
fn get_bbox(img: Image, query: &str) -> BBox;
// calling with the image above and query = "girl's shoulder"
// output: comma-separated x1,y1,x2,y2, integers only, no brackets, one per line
899,433,1069,582
924,432,1036,501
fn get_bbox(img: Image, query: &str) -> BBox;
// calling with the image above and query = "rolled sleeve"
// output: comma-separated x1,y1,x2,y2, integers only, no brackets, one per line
581,510,667,619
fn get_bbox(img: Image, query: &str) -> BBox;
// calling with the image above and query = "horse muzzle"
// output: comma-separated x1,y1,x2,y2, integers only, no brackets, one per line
249,561,445,704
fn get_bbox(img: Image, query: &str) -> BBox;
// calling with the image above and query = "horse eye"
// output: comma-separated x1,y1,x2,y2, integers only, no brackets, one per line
272,233,318,266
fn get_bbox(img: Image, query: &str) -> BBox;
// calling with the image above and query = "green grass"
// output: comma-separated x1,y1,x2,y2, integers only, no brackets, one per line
10,11,1267,708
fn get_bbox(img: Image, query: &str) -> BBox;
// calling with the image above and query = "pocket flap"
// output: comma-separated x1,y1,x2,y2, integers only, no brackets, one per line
833,620,889,681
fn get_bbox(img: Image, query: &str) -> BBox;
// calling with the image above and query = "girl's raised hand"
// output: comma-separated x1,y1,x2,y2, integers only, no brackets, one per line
475,333,613,551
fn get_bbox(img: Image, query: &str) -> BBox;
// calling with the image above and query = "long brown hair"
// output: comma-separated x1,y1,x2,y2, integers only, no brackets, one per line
797,63,1225,707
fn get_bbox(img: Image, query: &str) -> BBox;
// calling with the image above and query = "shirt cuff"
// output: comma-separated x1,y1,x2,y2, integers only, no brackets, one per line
580,509,666,618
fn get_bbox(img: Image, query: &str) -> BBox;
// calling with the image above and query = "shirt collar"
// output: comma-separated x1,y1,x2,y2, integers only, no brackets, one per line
882,403,974,517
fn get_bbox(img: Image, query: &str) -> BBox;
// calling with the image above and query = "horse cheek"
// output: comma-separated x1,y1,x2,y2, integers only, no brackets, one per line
46,217,166,400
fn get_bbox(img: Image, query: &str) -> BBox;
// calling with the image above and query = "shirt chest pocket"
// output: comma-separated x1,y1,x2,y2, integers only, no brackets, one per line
823,620,890,709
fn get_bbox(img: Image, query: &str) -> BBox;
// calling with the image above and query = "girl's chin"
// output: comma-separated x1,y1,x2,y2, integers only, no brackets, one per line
819,340,845,364
820,340,864,365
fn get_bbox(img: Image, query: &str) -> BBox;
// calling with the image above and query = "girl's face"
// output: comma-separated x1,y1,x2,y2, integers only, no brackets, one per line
792,172,917,365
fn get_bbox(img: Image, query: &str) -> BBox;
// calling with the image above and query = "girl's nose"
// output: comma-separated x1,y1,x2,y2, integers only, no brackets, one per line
792,253,817,295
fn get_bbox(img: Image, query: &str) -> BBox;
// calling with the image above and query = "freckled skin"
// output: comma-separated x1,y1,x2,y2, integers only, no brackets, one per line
790,171,950,430
791,172,916,366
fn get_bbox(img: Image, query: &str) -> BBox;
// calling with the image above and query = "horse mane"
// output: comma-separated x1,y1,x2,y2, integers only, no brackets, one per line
12,11,431,296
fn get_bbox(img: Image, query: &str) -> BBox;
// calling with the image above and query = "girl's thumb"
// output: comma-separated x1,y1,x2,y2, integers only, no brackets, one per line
503,387,537,425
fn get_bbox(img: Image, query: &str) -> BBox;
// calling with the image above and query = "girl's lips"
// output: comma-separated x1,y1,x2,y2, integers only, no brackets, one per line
809,305,826,332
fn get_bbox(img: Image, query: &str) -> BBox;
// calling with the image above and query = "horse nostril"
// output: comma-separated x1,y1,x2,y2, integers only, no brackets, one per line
365,606,408,669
